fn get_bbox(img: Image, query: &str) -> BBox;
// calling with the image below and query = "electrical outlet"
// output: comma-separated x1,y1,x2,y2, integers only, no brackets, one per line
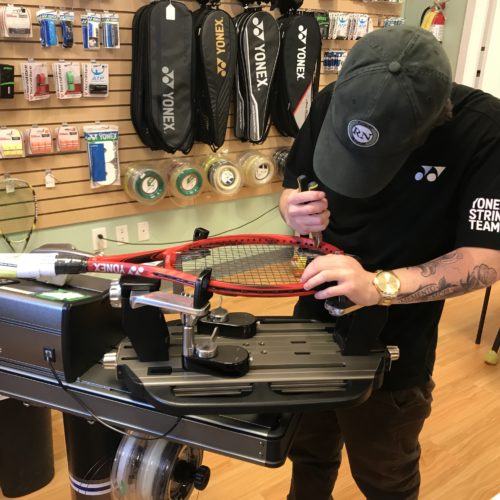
91,227,107,251
115,225,129,245
137,221,150,241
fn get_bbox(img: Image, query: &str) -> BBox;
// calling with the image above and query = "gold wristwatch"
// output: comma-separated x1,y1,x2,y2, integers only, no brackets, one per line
372,270,401,306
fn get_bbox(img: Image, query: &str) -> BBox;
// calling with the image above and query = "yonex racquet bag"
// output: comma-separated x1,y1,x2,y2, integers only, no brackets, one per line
234,9,280,143
131,1,195,154
131,4,157,149
271,13,322,137
193,4,237,151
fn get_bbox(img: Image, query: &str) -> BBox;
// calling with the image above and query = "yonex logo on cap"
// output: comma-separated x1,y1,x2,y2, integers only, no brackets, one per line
161,66,174,89
348,120,379,148
253,17,265,41
415,165,446,182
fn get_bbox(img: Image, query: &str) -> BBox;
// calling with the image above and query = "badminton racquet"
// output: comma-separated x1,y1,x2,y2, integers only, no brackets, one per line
0,177,38,253
2,234,343,297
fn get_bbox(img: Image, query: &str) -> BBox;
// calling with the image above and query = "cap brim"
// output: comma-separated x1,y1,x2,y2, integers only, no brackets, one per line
313,103,411,199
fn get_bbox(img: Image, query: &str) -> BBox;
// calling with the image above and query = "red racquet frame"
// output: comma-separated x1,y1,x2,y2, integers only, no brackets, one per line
85,234,342,297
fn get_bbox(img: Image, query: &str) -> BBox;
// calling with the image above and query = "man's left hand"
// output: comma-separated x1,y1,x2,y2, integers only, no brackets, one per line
301,254,380,306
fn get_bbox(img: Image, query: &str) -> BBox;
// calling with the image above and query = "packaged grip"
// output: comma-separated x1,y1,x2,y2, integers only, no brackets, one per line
84,124,120,188
20,61,50,101
0,5,32,38
36,8,58,47
59,11,75,48
83,63,109,97
101,12,120,49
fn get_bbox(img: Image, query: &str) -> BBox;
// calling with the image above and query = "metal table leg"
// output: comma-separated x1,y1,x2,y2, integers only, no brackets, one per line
475,286,491,345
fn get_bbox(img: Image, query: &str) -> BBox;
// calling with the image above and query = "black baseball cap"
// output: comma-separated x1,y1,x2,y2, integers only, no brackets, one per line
313,26,452,198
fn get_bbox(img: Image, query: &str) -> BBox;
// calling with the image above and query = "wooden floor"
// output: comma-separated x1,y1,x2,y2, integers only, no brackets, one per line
1,285,499,500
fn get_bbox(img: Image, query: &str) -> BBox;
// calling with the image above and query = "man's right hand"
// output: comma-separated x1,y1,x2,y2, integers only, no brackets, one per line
279,188,330,235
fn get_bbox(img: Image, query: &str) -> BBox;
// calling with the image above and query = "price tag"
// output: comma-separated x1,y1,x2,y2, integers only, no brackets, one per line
45,169,56,188
166,3,175,21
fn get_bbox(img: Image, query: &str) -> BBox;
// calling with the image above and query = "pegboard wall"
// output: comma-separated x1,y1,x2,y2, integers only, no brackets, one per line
0,0,403,230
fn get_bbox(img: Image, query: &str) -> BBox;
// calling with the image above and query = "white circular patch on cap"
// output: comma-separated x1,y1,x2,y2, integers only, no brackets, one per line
348,120,379,148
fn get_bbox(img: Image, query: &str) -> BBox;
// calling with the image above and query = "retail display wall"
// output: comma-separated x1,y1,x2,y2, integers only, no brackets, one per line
0,0,403,232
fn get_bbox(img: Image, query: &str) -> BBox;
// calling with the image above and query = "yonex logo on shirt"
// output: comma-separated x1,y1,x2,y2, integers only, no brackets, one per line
415,165,446,182
469,197,500,233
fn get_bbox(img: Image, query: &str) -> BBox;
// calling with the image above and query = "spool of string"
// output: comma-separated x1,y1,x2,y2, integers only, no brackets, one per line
273,148,290,179
239,152,276,187
167,160,204,203
202,155,242,196
124,164,166,205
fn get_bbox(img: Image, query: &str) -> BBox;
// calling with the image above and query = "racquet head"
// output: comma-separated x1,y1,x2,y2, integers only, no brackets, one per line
0,177,38,253
87,234,343,297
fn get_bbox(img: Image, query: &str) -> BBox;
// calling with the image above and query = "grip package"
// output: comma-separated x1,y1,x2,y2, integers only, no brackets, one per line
193,5,237,151
131,1,195,154
271,13,321,137
234,9,280,144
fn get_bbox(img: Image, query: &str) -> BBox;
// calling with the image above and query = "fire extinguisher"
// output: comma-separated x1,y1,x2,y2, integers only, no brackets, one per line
420,2,446,43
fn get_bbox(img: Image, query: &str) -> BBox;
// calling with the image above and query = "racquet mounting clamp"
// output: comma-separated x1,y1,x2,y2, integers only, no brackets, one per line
129,290,250,377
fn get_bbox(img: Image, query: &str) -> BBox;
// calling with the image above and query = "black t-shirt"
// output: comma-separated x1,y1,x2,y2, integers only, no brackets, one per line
283,83,500,390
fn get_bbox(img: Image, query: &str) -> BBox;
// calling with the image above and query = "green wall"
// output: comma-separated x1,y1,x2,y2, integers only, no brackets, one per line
11,192,289,255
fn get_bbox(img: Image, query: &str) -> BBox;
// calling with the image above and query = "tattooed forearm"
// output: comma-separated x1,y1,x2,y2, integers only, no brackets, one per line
417,251,463,277
398,264,498,304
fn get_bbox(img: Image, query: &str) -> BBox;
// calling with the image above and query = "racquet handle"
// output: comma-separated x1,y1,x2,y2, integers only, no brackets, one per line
0,253,87,279
297,175,322,247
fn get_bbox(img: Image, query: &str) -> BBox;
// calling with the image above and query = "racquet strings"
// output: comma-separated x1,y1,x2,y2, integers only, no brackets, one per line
0,178,38,252
175,242,322,287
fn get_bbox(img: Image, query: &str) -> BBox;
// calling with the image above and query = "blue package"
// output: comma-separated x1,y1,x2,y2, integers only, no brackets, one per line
37,10,58,47
89,143,106,181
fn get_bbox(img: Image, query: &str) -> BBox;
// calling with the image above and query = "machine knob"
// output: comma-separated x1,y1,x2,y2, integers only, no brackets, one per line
208,306,229,323
385,345,400,369
102,351,118,370
193,465,211,491
109,280,122,308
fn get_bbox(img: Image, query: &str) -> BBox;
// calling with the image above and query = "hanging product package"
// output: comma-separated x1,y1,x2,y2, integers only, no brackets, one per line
130,1,195,154
36,8,58,47
0,128,25,159
101,12,120,49
84,124,121,188
24,126,53,155
0,5,32,38
82,62,109,97
55,124,80,152
0,64,14,98
20,60,50,101
234,9,280,143
59,10,74,48
193,3,237,151
270,13,322,137
53,61,82,99
82,12,101,50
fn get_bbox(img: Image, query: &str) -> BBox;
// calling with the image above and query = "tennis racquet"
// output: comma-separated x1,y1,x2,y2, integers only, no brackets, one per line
2,234,343,297
0,177,38,253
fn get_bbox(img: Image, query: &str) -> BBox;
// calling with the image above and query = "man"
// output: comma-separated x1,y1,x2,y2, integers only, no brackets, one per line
279,25,500,500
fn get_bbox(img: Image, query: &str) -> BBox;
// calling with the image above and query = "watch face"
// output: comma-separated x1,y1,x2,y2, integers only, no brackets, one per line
374,271,400,298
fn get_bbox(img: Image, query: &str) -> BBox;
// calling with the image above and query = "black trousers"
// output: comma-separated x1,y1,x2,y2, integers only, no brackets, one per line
287,380,435,500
